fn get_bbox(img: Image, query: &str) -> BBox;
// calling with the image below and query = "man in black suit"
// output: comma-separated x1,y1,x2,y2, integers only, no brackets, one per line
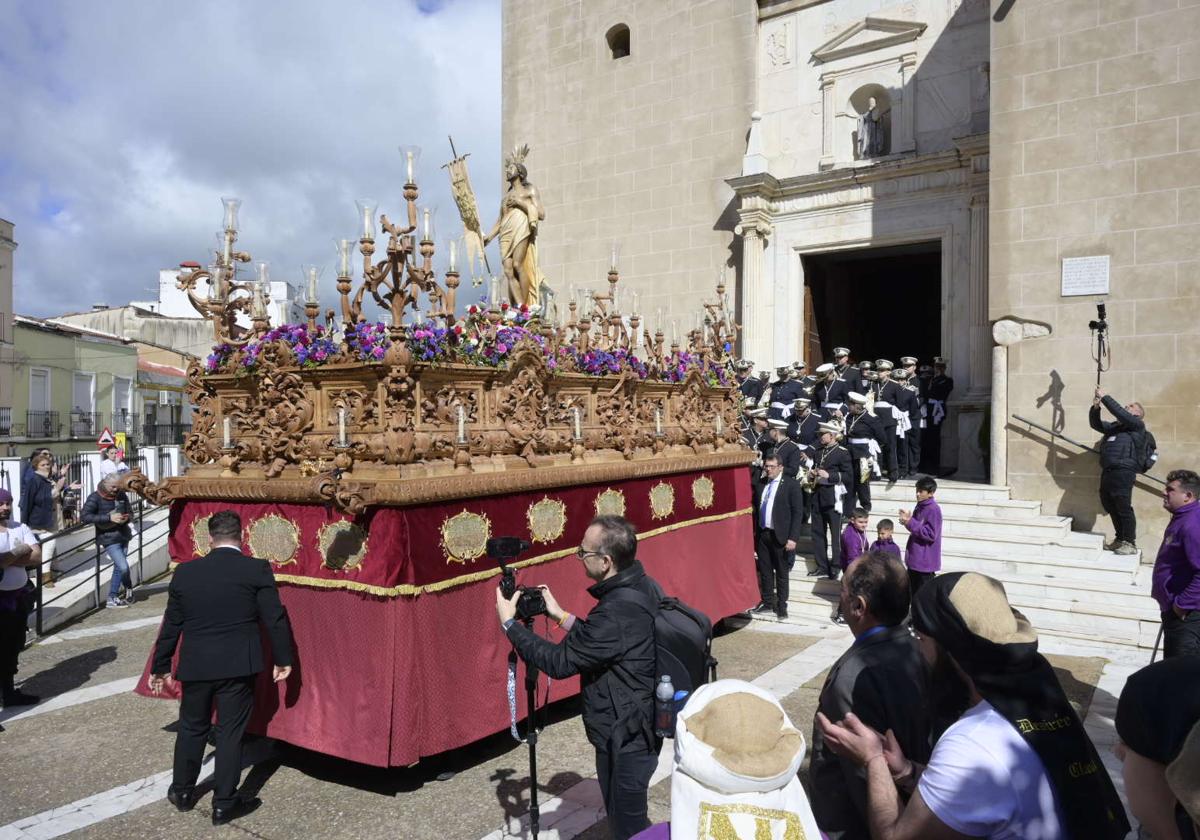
752,454,805,619
809,550,931,839
149,510,294,825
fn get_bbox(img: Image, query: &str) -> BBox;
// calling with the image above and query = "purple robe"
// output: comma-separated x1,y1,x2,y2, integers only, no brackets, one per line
903,497,942,573
870,537,902,562
840,524,870,570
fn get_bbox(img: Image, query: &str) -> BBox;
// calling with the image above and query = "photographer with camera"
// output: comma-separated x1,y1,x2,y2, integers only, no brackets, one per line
1090,386,1148,556
495,514,661,840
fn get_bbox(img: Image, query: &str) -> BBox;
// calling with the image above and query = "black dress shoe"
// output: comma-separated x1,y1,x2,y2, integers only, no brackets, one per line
2,690,39,707
212,797,261,826
806,570,821,577
167,788,195,812
750,602,774,614
775,608,788,619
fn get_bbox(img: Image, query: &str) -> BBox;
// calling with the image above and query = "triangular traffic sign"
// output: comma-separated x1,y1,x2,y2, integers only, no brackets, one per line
97,427,116,447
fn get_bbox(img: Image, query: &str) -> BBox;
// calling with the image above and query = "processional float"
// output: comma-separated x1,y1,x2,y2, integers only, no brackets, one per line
125,143,759,767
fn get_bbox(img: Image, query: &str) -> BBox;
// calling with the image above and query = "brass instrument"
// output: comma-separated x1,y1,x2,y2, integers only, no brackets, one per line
802,466,821,491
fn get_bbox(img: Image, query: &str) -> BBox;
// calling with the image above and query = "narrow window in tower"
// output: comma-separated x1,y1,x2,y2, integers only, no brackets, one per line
606,24,630,59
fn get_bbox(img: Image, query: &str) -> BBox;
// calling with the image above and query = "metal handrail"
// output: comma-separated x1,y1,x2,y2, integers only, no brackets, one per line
32,498,171,635
1011,413,1167,488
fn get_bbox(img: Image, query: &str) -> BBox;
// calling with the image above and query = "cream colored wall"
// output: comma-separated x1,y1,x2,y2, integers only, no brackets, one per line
502,0,756,326
990,0,1199,542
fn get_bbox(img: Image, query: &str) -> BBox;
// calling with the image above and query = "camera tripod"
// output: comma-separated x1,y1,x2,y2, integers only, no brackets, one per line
507,620,543,838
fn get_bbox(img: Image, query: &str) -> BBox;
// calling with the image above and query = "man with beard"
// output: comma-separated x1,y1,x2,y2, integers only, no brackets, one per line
818,572,1130,840
810,550,931,839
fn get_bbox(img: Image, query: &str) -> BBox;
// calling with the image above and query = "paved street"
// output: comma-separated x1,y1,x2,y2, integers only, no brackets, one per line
0,573,1133,840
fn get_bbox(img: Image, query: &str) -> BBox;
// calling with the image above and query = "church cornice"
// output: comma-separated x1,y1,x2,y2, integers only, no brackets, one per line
758,0,833,22
726,133,989,214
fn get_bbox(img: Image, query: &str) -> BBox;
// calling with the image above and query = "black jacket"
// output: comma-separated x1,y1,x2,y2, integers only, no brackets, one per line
19,473,57,531
843,412,885,460
753,476,805,545
771,437,804,479
80,490,134,547
871,381,902,428
152,546,294,681
1089,395,1145,471
506,561,660,753
812,444,853,511
810,624,932,840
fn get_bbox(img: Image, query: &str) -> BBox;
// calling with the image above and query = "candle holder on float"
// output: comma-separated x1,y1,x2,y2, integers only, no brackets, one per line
453,403,473,474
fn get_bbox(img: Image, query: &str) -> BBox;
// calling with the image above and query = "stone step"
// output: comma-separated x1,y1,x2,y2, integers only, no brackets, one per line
790,565,1155,613
871,479,1014,504
863,498,1043,520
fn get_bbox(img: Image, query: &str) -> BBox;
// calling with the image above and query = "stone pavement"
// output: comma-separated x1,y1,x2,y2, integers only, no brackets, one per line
0,580,1143,839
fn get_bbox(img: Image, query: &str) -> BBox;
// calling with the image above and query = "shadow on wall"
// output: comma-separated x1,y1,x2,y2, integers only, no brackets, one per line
1035,370,1066,434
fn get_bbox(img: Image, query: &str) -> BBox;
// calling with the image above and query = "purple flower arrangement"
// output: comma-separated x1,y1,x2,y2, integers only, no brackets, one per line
200,309,733,388
345,321,391,362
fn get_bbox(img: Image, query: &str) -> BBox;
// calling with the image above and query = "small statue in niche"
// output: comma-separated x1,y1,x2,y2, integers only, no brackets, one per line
856,96,887,158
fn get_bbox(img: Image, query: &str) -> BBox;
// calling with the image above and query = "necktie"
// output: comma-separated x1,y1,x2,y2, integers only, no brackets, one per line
761,480,777,529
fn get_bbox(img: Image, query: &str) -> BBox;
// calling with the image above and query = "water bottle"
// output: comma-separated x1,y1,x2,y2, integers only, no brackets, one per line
654,675,676,738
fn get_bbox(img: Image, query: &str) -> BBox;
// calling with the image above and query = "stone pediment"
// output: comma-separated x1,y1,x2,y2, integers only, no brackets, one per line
811,17,927,63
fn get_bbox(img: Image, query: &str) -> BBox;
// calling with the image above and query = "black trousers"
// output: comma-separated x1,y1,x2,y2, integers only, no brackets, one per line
1100,468,1137,544
800,488,812,528
848,458,871,516
0,606,29,680
1163,610,1200,659
896,431,910,475
754,530,793,610
908,570,935,599
879,426,899,478
908,427,922,475
595,746,658,840
922,424,943,472
172,675,256,810
812,506,842,577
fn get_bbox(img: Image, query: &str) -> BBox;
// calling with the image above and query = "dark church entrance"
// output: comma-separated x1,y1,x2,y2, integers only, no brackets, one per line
802,241,942,367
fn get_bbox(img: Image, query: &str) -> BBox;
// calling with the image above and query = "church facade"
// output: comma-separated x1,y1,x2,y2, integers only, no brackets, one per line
503,0,1198,538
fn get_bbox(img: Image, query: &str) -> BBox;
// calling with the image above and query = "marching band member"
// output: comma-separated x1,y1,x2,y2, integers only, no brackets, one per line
900,356,923,476
891,368,919,478
790,397,823,531
925,357,954,474
832,347,855,386
814,363,850,420
736,359,764,406
871,360,902,481
767,418,803,479
767,366,803,421
844,393,886,515
809,421,853,580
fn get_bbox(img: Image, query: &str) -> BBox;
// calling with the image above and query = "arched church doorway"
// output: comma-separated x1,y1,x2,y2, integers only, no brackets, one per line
802,240,941,367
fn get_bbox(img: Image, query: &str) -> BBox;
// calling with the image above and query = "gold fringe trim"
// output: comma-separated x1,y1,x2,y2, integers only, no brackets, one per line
271,506,753,598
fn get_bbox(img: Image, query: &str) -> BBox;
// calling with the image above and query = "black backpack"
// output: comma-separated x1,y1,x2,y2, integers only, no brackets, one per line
610,589,718,698
1136,430,1159,474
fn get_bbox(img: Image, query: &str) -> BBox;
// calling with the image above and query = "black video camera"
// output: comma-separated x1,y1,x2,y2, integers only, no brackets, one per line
489,536,547,622
1088,303,1108,332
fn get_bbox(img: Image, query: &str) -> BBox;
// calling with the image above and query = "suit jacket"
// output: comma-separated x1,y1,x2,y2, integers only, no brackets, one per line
809,625,932,839
753,477,805,546
152,546,294,681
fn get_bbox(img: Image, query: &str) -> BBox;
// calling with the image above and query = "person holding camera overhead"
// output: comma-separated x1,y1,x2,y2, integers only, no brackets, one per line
495,514,661,840
1090,386,1148,556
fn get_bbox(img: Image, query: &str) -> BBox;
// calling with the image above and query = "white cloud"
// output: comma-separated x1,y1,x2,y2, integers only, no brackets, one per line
0,0,501,317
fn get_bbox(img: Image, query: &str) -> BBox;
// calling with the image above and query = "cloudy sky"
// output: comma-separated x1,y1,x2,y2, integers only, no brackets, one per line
0,0,501,318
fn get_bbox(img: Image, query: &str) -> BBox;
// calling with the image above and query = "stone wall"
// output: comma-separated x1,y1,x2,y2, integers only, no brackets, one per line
990,0,1199,541
502,0,756,325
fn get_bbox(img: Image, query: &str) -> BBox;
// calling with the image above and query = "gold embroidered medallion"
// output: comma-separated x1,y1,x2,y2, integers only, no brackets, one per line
649,481,675,520
440,510,491,564
527,497,567,544
594,488,627,518
317,520,369,572
246,514,299,566
691,475,715,510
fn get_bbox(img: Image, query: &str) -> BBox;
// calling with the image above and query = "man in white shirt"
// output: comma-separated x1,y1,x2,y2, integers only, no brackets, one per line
0,488,43,707
818,571,1129,840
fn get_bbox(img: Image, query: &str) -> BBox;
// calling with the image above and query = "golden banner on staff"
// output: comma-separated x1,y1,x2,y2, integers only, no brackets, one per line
443,136,490,281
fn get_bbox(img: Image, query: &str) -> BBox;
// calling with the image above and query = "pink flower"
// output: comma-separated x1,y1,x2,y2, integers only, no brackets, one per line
496,343,508,354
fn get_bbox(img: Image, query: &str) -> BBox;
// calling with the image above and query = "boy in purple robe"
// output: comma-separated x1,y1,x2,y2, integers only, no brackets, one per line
870,518,903,562
899,476,942,597
833,509,870,624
